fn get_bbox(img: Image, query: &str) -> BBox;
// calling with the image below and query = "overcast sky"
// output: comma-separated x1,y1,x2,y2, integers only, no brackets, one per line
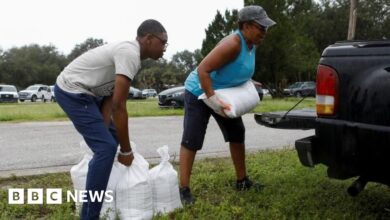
0,0,244,60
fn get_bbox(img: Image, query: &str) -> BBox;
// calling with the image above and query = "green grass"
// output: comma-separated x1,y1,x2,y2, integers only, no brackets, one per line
1,149,389,219
253,96,315,113
0,97,315,122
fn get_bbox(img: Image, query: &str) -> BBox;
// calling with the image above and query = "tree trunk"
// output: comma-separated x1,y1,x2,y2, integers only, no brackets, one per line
347,0,358,40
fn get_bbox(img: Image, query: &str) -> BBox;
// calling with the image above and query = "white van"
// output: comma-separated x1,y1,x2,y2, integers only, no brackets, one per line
142,89,157,98
18,84,52,102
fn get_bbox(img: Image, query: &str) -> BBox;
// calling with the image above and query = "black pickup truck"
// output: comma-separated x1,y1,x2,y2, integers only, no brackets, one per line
256,40,390,196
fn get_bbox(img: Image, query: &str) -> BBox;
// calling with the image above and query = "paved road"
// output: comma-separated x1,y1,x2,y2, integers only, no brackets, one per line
0,114,314,177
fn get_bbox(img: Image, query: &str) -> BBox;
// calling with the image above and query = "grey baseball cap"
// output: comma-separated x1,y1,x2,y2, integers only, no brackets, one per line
238,5,276,28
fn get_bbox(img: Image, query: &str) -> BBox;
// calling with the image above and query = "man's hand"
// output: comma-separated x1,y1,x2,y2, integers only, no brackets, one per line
207,94,231,117
118,154,134,166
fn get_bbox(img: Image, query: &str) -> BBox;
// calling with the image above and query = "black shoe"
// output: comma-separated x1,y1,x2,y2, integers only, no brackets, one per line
180,187,195,205
236,176,254,191
235,176,265,192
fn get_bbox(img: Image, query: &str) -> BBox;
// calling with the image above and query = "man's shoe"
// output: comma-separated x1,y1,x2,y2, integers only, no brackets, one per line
180,187,195,205
236,176,253,191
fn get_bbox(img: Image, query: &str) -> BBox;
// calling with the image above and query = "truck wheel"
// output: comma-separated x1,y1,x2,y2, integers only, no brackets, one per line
43,96,46,103
296,92,302,98
31,95,37,102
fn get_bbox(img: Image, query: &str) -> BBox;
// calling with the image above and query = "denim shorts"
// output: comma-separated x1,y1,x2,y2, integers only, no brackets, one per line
181,90,245,151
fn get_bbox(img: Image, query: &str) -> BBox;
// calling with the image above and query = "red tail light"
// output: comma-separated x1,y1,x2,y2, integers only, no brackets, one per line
316,65,339,116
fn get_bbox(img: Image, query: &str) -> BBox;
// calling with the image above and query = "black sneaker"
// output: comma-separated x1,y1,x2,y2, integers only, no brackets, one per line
236,176,254,191
235,176,265,192
180,187,195,205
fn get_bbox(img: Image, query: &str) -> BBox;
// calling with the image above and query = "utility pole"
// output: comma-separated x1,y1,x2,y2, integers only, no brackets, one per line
347,0,358,40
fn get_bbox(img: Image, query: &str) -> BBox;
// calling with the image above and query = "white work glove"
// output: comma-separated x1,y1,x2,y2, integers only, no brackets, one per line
205,94,231,117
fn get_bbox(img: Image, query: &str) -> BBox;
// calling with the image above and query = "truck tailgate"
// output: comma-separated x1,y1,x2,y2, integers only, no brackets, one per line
254,109,316,129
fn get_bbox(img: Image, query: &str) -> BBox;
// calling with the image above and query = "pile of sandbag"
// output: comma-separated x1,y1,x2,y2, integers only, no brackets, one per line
149,145,182,214
69,140,93,215
70,141,182,220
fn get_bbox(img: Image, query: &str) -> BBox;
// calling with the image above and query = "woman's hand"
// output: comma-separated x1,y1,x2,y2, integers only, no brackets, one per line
207,94,231,117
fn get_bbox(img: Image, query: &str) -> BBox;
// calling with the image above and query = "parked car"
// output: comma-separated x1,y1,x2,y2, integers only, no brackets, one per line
0,84,19,103
251,80,264,101
49,85,56,102
283,81,303,96
128,87,143,99
158,86,185,108
18,84,52,102
142,89,157,98
262,89,270,96
283,81,315,97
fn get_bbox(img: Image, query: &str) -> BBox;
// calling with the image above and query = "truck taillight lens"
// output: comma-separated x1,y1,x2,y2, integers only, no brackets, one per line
316,65,339,116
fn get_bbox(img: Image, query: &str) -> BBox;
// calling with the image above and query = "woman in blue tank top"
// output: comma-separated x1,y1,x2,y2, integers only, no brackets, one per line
179,5,276,204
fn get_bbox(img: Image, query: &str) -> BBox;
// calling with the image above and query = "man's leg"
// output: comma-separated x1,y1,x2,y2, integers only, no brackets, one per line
80,122,117,220
55,86,117,219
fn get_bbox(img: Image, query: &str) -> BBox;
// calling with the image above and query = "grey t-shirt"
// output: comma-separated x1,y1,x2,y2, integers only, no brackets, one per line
56,40,141,97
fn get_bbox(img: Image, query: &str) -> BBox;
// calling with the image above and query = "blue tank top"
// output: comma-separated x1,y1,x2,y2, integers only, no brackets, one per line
185,30,256,97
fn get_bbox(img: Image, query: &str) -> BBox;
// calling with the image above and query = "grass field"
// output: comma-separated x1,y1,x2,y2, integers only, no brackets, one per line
0,96,350,219
1,149,389,219
0,96,315,122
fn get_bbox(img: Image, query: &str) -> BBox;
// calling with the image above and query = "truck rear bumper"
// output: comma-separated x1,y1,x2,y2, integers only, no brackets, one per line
295,135,316,167
296,118,390,182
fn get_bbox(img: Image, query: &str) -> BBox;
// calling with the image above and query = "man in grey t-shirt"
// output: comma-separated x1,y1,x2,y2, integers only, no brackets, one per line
54,19,168,219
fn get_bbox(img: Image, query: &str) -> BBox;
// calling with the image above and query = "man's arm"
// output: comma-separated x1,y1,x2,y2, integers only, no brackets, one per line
112,74,133,166
100,96,113,126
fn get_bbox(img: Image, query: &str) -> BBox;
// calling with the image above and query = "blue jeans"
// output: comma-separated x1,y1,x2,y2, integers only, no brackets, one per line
54,85,118,220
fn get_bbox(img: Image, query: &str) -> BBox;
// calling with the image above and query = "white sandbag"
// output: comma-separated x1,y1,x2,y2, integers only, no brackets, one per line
149,145,182,214
99,159,122,219
70,141,93,189
100,141,137,219
100,144,127,219
199,80,260,118
71,140,121,219
70,140,93,215
116,145,153,220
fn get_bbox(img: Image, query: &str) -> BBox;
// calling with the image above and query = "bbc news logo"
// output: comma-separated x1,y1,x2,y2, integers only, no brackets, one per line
8,188,113,204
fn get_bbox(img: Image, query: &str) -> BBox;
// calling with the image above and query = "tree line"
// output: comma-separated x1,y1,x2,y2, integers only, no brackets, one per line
0,0,389,94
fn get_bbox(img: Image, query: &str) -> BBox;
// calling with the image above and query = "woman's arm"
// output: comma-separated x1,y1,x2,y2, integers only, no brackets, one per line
197,34,241,98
